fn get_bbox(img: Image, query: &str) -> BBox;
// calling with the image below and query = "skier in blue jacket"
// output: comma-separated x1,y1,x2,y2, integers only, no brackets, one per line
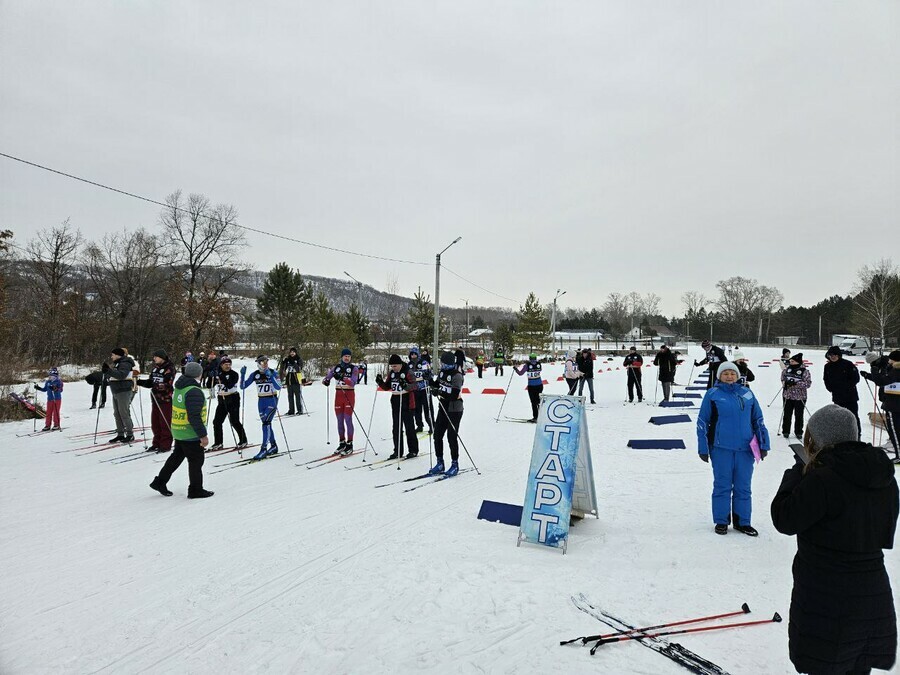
696,362,771,536
241,355,282,460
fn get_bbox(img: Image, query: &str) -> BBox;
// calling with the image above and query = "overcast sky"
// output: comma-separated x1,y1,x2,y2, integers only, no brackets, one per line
1,1,897,316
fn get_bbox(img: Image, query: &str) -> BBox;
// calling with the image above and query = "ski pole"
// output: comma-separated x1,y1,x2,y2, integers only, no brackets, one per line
137,388,148,449
435,396,481,475
395,390,403,470
494,368,516,422
560,603,751,646
652,377,659,405
766,387,784,408
589,613,781,654
326,385,331,445
362,381,380,462
92,393,102,445
350,400,378,458
684,360,695,389
273,395,294,461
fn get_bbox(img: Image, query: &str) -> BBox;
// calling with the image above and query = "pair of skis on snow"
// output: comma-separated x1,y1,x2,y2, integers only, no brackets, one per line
565,594,780,674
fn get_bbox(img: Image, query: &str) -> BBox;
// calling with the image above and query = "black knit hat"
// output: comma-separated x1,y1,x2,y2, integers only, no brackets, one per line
825,346,842,357
889,350,900,361
790,353,804,363
153,349,168,360
388,354,403,365
111,347,125,357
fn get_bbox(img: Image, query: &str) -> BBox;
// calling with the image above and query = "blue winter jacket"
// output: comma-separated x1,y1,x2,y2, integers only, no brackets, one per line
35,376,64,401
696,382,770,456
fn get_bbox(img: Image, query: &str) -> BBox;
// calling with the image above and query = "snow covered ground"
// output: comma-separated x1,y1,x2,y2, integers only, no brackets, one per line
1,347,897,674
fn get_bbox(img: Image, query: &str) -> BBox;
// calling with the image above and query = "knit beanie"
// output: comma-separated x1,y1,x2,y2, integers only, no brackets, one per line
388,354,403,365
889,350,900,362
440,352,456,368
341,348,352,357
717,362,740,381
184,362,203,379
153,349,168,360
865,352,880,364
790,353,804,363
111,347,125,357
701,340,711,349
807,404,858,449
732,350,746,361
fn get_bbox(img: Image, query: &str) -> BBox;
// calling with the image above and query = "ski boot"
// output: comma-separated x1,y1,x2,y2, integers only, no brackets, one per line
415,426,424,433
149,478,173,497
209,443,224,451
123,434,135,444
89,404,96,410
333,441,346,456
388,450,403,460
145,445,159,453
714,524,728,535
265,445,279,457
187,489,214,499
236,441,249,449
253,446,268,460
108,435,125,444
339,441,354,456
428,460,445,476
444,461,459,477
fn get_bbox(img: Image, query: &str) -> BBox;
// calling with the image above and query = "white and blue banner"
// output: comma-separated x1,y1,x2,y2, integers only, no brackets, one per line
518,394,597,554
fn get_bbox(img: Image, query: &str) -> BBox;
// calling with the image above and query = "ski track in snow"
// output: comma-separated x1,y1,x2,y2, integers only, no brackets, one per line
1,348,897,674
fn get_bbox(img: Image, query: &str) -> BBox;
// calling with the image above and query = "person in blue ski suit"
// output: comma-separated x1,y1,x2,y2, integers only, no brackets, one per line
241,355,281,460
696,361,770,536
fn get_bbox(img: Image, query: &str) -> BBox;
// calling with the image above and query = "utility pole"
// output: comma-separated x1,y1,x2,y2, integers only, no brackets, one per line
343,271,363,315
463,299,469,349
433,237,462,359
550,289,566,357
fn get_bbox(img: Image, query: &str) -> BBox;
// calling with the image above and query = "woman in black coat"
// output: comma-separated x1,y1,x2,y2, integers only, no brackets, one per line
771,404,899,674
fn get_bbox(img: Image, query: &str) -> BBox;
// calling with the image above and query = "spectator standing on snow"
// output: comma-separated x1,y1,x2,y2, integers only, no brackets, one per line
653,344,677,402
493,347,505,377
107,347,136,443
407,348,433,434
357,359,368,385
279,347,305,415
732,350,755,388
823,345,861,437
514,353,543,422
771,404,898,674
202,351,220,393
862,350,900,464
149,361,214,499
475,350,486,379
35,367,63,431
428,351,464,477
624,346,644,403
782,353,812,439
136,349,176,453
85,361,109,409
577,347,596,404
695,340,727,389
376,354,419,459
697,362,770,536
180,351,194,374
778,348,792,371
564,350,582,395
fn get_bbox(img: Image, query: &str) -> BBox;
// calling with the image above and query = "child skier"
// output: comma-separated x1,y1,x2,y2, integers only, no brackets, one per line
240,355,281,460
429,351,464,476
515,353,543,422
781,353,812,438
35,367,63,431
323,348,359,456
407,347,433,433
210,357,248,451
375,354,419,459
732,350,756,388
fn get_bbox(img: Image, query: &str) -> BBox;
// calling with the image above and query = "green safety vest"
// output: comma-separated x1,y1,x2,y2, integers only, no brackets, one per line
171,382,208,441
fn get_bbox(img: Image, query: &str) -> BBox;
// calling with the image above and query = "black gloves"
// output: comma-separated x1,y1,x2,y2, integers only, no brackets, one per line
860,371,871,380
375,374,384,385
693,361,699,367
699,454,709,463
760,450,768,460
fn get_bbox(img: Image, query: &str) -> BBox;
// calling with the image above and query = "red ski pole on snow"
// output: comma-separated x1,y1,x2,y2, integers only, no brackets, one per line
590,612,781,654
560,603,750,646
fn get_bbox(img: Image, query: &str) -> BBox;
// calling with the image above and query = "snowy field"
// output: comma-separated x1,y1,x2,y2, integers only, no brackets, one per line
1,346,897,674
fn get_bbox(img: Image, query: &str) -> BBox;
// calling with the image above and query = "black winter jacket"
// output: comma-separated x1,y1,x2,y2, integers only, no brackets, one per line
866,362,900,414
106,356,136,394
823,357,860,404
771,441,898,674
653,350,677,383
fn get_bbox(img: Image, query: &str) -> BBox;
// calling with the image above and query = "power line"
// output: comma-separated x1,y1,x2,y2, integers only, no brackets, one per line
0,151,430,266
442,264,519,305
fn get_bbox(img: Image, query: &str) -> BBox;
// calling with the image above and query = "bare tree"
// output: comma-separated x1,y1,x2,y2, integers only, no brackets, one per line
603,292,629,344
159,190,247,346
853,258,899,347
23,220,83,362
681,291,708,319
643,293,661,319
377,274,406,351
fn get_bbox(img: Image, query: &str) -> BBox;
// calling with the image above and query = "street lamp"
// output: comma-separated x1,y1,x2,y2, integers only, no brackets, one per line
818,313,827,347
550,289,566,357
434,237,462,359
462,298,469,349
343,271,363,315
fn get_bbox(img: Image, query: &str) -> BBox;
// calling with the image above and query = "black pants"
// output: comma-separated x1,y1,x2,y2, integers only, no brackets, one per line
391,396,419,456
884,410,899,458
156,439,205,493
782,399,805,436
91,382,107,406
434,407,463,462
476,364,483,378
527,385,543,419
213,395,247,446
495,364,504,376
286,383,304,414
833,398,861,438
413,389,432,431
627,371,644,401
566,378,579,395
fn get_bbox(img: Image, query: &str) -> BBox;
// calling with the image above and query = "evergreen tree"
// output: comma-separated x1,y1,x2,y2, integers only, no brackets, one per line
407,289,435,348
516,292,549,351
493,322,516,358
256,262,313,352
345,303,372,350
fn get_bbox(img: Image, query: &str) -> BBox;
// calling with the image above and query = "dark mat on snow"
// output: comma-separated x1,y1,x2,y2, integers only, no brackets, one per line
686,386,707,390
477,500,522,527
673,393,702,399
627,439,687,450
648,414,692,425
659,401,694,408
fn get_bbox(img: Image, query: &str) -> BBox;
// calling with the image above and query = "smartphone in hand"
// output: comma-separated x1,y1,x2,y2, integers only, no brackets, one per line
789,443,810,465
